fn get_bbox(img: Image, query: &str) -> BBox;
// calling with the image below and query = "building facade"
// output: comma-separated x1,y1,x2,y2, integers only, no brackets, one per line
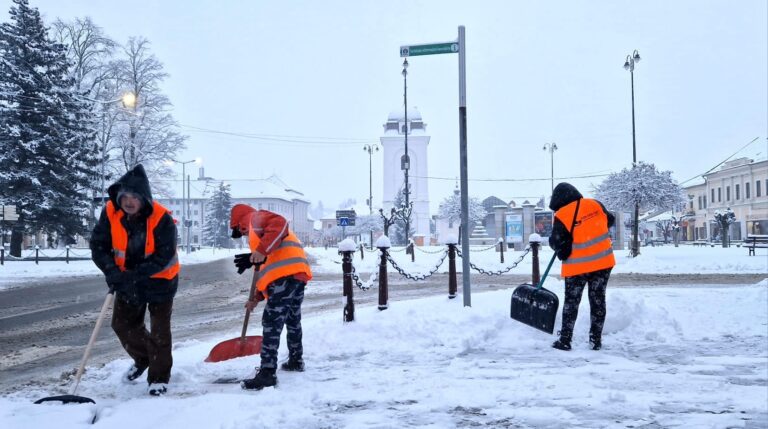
683,157,768,241
155,174,313,248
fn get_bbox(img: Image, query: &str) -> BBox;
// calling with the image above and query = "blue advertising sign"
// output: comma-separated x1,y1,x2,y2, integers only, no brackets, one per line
505,214,523,243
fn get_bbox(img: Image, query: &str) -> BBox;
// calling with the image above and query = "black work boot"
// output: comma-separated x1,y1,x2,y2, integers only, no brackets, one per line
123,363,147,382
280,358,305,372
590,335,602,351
552,332,572,351
241,368,277,390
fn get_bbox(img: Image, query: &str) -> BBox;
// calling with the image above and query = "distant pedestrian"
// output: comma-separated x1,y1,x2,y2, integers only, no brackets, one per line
230,204,312,390
89,164,179,396
548,183,615,351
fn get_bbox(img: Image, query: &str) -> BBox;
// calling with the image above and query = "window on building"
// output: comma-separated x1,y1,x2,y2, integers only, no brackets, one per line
717,188,721,202
194,221,198,226
258,203,263,209
735,184,740,200
268,203,275,211
726,186,730,201
193,235,198,244
758,181,762,197
746,182,751,199
697,196,702,210
711,189,715,202
703,196,707,208
194,210,198,215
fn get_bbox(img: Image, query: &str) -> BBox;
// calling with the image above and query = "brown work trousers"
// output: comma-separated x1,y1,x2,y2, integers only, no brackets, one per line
111,297,173,384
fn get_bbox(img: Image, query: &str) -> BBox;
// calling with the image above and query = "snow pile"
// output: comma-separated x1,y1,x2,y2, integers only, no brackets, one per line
1,281,766,428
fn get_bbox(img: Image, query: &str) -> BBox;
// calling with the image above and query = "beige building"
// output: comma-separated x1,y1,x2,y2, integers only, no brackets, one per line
683,157,768,241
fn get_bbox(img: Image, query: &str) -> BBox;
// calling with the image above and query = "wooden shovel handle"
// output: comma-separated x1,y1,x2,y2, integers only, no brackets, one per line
240,264,263,343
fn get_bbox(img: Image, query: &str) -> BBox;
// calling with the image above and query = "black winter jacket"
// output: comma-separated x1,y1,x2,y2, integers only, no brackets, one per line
548,182,615,261
90,165,178,303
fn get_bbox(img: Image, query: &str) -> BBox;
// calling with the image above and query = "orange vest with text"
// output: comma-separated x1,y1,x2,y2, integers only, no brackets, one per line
249,228,312,295
106,200,180,280
554,198,615,277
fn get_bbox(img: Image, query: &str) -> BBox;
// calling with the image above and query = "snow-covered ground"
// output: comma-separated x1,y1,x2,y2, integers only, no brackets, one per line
1,278,766,428
0,248,243,290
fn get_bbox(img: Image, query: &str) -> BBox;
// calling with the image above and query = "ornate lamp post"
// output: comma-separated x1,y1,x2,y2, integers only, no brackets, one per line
624,49,642,257
166,158,202,254
542,142,558,203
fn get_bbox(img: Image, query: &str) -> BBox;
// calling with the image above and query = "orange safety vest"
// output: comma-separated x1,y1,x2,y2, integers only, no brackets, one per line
554,198,615,277
106,200,180,280
249,228,312,295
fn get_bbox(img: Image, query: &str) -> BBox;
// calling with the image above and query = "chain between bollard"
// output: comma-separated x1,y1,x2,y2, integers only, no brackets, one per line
414,246,448,254
349,263,376,290
385,249,448,281
456,246,531,276
468,243,499,252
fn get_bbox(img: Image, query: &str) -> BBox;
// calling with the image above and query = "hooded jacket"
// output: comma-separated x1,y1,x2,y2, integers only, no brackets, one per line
90,164,179,303
230,204,312,293
548,183,615,268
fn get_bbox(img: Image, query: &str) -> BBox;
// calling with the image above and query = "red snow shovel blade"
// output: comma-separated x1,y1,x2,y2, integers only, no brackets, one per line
204,336,263,363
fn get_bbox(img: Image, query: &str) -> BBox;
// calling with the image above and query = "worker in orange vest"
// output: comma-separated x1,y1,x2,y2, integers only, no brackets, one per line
230,204,312,390
90,164,179,396
548,183,615,351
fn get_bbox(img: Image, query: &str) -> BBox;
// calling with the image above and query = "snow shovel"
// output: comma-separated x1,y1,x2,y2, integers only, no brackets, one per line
205,264,264,362
35,291,115,405
510,253,560,334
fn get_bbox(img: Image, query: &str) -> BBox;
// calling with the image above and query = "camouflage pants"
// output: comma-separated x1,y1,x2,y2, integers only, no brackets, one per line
260,277,306,369
558,268,612,342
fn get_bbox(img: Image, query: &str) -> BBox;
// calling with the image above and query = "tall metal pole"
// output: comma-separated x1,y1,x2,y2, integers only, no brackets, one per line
625,50,641,258
368,148,373,215
186,173,191,254
458,26,471,307
402,59,410,245
181,162,186,253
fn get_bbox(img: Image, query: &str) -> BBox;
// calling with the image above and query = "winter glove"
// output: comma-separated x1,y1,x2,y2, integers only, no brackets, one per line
105,270,137,294
234,253,253,275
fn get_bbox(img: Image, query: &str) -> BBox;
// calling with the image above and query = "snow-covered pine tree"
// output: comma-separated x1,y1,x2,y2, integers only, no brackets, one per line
390,187,414,246
0,0,99,255
202,182,233,248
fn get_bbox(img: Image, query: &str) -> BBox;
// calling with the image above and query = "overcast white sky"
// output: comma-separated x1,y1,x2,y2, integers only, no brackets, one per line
10,0,768,212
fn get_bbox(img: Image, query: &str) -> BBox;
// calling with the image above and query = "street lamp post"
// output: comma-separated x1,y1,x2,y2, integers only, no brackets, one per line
167,158,202,254
401,58,411,245
624,49,642,257
363,143,379,247
542,142,558,202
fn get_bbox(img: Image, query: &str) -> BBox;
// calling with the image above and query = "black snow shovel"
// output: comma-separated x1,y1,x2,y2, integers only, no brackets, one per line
510,198,580,334
35,290,115,405
510,253,559,334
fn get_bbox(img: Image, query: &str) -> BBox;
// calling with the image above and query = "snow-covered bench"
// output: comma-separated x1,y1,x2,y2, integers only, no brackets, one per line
746,235,768,256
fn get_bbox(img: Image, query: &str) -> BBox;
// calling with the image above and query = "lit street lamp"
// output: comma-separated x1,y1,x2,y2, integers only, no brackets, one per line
542,142,558,202
363,143,379,247
166,158,202,254
624,49,642,257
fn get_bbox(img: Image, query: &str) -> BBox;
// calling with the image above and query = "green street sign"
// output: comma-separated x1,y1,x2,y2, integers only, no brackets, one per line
400,42,459,57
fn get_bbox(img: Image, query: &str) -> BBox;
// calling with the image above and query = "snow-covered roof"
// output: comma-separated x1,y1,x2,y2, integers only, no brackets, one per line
170,174,309,203
387,107,422,122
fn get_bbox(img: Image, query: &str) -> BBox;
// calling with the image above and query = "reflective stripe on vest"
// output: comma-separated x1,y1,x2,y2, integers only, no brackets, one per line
106,200,180,280
555,198,615,277
248,229,312,296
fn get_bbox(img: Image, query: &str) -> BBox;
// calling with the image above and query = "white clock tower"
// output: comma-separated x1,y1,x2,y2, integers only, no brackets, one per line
380,107,431,242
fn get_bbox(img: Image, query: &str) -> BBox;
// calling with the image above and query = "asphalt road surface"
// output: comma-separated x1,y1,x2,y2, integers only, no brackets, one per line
0,256,763,394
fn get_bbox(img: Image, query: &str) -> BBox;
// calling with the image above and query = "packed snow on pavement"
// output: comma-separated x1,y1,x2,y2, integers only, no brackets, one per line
0,245,766,428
